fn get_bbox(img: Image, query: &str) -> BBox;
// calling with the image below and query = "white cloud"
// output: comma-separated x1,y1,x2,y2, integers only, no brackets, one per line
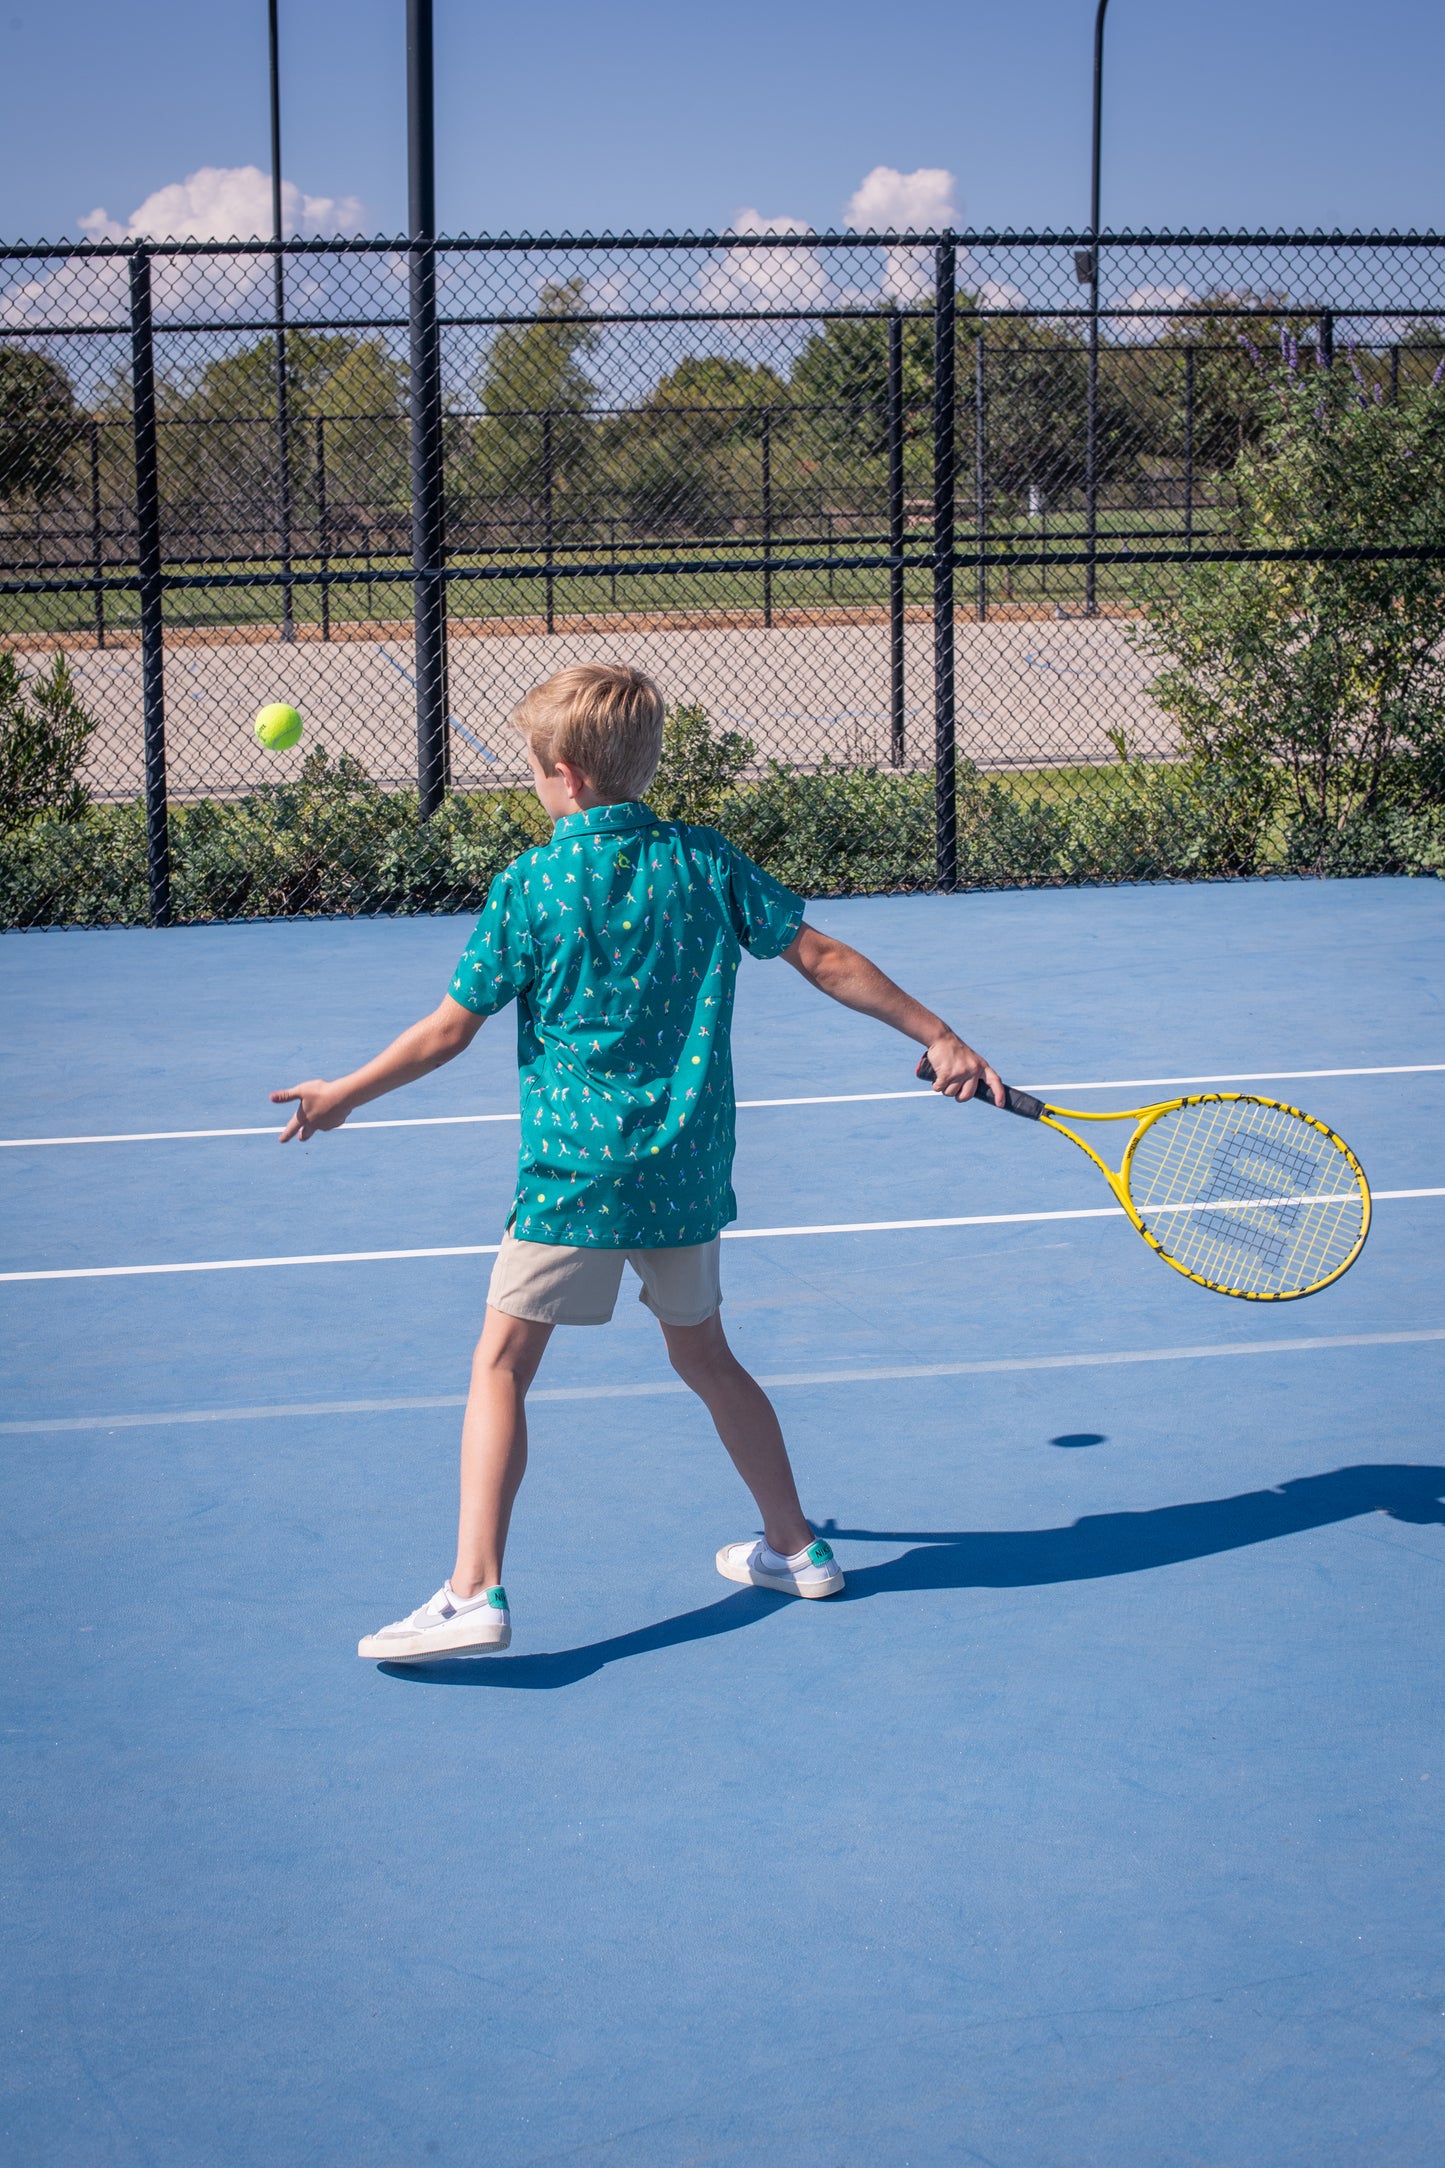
583,264,682,317
974,278,1027,311
696,208,826,312
1122,281,1194,321
845,166,958,234
1,253,127,331
844,165,958,301
80,165,365,245
77,208,127,245
1109,282,1199,342
2,167,367,331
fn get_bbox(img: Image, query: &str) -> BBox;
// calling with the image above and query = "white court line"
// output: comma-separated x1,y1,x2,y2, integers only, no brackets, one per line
0,1113,526,1147
3,1325,1442,1435
1,1190,1439,1285
3,1064,1443,1149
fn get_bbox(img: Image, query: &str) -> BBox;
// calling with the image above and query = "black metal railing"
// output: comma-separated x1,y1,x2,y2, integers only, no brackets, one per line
4,227,1445,925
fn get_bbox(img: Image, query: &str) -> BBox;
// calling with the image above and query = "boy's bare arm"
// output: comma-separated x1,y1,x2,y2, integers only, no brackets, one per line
782,922,1004,1105
270,995,485,1142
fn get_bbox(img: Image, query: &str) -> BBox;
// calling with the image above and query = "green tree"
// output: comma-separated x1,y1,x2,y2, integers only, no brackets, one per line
978,319,1139,506
163,331,410,527
1120,294,1291,476
605,356,789,531
789,309,950,460
644,356,791,440
0,347,81,503
1131,362,1445,837
781,311,953,544
184,329,400,418
788,309,1139,509
298,335,411,515
464,279,600,500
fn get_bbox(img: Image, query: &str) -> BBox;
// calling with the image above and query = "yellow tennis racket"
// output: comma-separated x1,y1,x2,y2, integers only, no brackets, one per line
916,1057,1370,1301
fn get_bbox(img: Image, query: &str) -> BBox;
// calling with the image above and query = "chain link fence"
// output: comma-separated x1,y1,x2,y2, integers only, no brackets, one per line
3,229,1445,926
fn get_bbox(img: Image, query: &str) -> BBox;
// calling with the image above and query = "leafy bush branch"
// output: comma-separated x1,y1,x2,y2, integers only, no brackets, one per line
5,714,1443,933
0,651,97,829
1131,358,1445,854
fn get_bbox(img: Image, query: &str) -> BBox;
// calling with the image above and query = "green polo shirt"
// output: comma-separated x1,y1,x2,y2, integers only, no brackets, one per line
448,801,806,1249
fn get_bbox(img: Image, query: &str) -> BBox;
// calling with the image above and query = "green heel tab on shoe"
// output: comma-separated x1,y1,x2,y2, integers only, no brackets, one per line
806,1540,834,1566
487,1587,508,1609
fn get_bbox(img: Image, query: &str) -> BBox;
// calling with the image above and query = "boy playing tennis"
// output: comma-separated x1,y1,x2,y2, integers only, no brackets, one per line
271,664,1001,1661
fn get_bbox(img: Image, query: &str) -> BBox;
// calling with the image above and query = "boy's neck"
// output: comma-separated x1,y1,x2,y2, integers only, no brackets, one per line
557,790,636,816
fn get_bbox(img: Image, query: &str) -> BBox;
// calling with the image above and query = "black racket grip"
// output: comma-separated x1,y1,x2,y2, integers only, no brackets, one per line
915,1055,1045,1120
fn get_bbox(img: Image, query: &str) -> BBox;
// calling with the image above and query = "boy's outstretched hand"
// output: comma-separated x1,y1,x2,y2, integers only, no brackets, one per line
271,1080,354,1143
270,996,485,1142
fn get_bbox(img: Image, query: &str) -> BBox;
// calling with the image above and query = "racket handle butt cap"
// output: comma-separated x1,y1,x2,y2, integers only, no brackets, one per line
915,1056,1044,1121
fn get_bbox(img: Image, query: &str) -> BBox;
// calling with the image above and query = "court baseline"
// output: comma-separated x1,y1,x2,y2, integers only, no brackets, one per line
3,1062,1442,1150
0,1189,1439,1283
3,1326,1442,1436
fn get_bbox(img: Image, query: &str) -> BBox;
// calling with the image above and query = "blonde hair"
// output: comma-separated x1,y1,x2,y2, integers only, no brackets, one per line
511,663,665,800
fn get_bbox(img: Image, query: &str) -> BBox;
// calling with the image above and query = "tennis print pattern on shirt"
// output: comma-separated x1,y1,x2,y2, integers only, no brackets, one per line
448,802,804,1249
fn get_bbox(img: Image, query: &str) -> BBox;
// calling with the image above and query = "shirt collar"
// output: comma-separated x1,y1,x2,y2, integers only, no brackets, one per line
551,801,660,842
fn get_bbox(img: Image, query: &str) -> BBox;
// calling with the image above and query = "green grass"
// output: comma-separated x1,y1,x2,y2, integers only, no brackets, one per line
0,503,1232,642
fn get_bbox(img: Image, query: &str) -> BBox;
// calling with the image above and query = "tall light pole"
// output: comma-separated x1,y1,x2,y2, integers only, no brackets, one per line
1084,0,1109,616
1090,0,1109,249
268,0,295,641
408,0,448,814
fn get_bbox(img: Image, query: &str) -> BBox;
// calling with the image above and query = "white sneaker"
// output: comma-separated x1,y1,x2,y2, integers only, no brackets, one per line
358,1582,511,1662
715,1536,844,1599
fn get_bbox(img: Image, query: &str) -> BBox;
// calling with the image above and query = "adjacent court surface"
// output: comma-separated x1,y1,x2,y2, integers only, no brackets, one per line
3,874,1443,2167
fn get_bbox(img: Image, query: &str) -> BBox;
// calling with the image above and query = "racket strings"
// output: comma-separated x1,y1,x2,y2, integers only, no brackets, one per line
1124,1098,1366,1297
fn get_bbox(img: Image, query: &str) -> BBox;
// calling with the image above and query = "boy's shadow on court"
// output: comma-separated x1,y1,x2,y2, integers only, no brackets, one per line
380,1462,1445,1692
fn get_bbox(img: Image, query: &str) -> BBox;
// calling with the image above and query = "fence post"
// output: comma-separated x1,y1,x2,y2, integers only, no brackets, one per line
1085,252,1100,615
1319,310,1335,369
88,416,106,649
932,238,958,892
1183,343,1195,551
761,408,773,628
128,246,170,928
974,333,987,624
315,413,330,641
268,0,295,642
887,311,905,767
408,0,449,815
271,278,295,643
542,408,555,633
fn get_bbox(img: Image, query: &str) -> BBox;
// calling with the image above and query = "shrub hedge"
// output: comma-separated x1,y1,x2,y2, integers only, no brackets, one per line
4,727,1443,932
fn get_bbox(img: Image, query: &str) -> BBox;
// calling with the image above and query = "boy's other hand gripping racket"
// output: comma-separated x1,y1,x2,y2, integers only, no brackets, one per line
916,1057,1370,1301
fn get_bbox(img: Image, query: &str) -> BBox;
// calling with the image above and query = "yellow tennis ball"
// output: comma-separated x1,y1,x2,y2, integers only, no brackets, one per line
254,702,303,751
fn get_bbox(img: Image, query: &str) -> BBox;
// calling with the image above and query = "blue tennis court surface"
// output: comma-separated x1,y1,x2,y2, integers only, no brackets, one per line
3,875,1443,2166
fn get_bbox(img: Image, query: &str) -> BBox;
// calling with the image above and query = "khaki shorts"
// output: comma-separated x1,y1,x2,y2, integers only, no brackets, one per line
487,1231,722,1328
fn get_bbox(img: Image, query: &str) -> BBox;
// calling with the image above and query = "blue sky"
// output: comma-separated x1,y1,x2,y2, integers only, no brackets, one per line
3,0,1443,242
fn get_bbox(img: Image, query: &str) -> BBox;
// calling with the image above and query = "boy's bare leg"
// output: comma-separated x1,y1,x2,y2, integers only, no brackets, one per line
451,1306,554,1597
660,1312,814,1557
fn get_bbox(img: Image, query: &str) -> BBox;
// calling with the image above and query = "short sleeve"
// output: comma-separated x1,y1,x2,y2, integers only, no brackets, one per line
721,840,805,959
448,868,536,1016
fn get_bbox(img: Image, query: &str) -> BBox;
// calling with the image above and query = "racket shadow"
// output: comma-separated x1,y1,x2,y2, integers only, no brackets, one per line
381,1462,1445,1692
